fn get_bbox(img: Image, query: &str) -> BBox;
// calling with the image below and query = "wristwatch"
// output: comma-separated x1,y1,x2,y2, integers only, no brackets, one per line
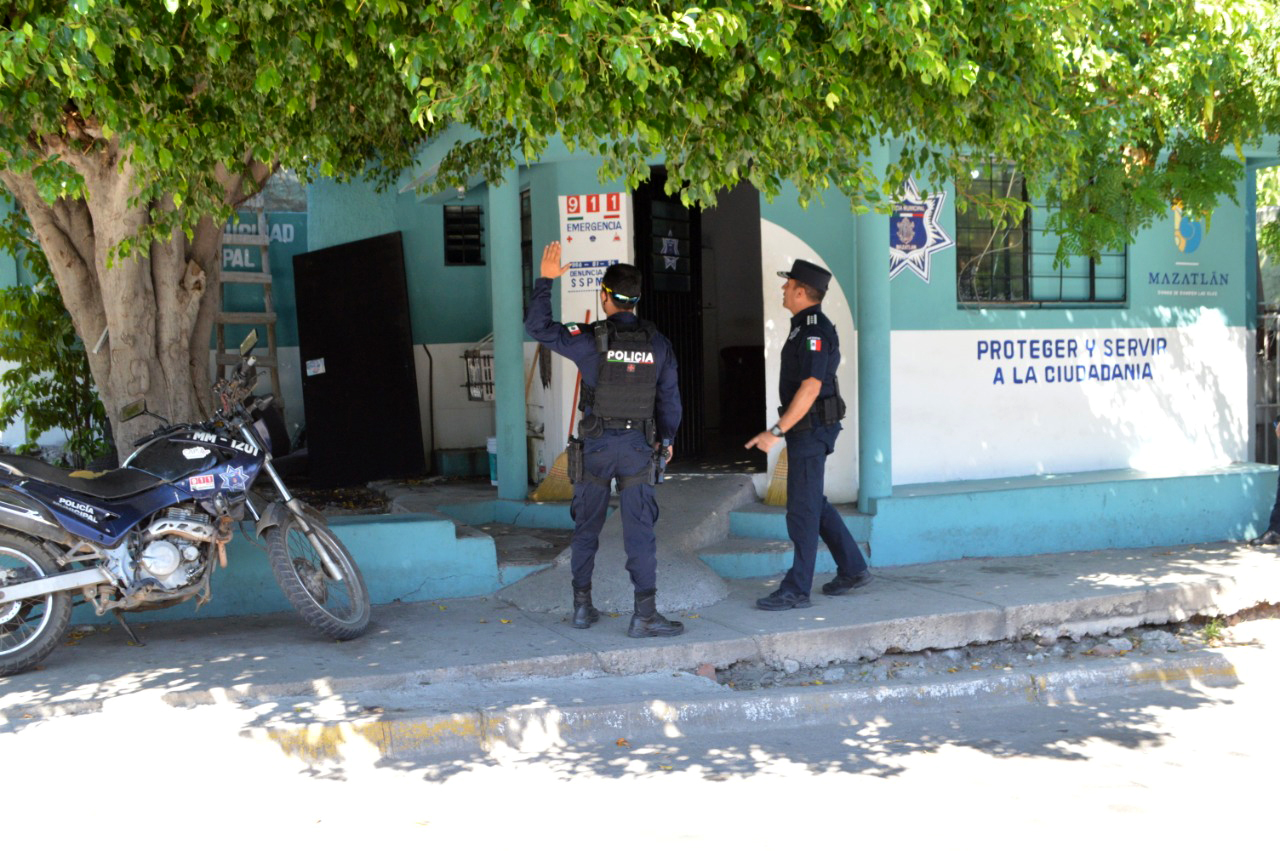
769,424,785,437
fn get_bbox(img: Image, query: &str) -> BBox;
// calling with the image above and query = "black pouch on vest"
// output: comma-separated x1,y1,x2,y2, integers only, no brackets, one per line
820,394,846,425
828,376,847,423
566,436,584,484
578,414,604,439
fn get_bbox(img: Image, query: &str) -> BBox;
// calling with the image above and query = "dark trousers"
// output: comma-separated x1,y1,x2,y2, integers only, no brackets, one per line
779,426,868,596
570,429,658,593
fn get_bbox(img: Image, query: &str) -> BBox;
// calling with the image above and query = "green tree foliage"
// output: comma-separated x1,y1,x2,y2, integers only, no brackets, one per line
0,1,425,452
1258,165,1280,262
0,1,1278,453
380,0,1280,256
0,212,107,466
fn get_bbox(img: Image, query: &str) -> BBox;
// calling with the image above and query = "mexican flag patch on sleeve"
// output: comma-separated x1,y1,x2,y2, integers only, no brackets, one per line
807,337,822,351
566,323,582,335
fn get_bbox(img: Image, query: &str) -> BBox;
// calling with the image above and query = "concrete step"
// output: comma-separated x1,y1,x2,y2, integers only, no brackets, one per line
68,511,497,626
730,501,872,541
498,474,758,614
697,536,871,579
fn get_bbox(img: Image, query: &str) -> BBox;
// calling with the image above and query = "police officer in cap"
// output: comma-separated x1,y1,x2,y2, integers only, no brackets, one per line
746,259,871,610
526,242,684,637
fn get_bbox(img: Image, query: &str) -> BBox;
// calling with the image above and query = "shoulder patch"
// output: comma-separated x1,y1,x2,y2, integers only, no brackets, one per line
806,314,818,325
565,323,582,336
807,337,823,352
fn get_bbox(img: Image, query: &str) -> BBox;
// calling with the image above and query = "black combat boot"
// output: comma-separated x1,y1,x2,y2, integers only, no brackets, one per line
571,585,600,629
627,590,684,638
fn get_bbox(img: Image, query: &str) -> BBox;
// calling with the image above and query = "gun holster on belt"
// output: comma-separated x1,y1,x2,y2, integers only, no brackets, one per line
820,393,846,424
566,436,584,484
779,392,846,432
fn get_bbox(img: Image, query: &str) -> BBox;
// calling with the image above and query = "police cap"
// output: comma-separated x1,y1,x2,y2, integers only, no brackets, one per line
776,259,832,293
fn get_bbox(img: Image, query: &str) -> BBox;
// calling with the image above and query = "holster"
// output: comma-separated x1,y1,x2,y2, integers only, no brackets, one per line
779,393,846,432
578,415,604,439
830,376,847,422
566,436,584,484
821,394,846,425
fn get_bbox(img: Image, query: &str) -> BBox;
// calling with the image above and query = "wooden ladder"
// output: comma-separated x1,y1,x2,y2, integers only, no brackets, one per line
216,211,282,400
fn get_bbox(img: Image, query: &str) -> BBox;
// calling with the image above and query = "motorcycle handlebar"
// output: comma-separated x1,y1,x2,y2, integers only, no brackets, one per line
133,422,184,447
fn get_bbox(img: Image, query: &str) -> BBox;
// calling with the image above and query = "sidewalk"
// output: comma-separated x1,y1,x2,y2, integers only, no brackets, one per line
2,538,1275,729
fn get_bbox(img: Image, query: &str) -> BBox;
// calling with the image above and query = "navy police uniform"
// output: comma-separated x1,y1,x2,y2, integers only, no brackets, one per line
776,300,869,599
524,277,681,595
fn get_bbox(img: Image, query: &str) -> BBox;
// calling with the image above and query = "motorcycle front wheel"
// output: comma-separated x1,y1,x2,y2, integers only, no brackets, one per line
0,530,72,677
265,510,370,640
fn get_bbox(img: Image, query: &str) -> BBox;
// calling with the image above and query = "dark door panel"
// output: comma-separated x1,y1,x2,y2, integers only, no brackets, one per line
634,169,704,458
292,232,426,487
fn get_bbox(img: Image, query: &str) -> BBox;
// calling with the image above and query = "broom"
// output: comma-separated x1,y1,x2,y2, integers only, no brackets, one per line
530,310,590,502
764,448,788,506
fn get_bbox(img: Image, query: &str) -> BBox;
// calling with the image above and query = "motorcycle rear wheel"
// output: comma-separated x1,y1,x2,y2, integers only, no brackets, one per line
265,510,370,641
0,530,72,677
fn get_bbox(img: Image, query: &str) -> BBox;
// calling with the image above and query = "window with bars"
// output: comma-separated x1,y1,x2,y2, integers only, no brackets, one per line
956,162,1126,305
956,162,1030,302
443,205,484,265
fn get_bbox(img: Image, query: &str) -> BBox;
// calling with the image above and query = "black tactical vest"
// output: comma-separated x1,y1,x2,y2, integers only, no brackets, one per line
585,319,659,421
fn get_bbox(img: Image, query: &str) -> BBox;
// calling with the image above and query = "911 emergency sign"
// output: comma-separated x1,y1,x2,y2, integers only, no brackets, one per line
558,192,634,291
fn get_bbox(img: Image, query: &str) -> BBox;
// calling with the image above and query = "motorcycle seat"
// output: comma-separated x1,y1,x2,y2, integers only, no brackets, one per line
0,455,166,500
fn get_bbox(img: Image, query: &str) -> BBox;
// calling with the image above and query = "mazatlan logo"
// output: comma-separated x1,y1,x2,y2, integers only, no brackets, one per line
1148,202,1227,292
1172,201,1203,253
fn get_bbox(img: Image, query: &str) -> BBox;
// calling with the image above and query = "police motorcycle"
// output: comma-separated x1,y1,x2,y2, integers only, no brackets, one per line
0,331,370,676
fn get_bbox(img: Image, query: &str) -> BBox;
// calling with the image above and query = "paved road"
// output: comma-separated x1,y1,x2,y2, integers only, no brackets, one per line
7,621,1276,845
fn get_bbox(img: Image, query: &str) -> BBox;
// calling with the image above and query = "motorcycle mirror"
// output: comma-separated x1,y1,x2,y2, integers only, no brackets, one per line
120,399,148,422
120,399,169,426
239,329,259,357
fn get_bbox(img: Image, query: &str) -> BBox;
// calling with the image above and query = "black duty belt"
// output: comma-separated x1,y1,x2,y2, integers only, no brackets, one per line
779,396,843,432
784,410,822,432
578,414,656,441
599,417,652,431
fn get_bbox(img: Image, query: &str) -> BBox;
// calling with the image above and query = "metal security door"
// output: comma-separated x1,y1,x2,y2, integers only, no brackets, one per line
634,169,704,458
292,231,426,487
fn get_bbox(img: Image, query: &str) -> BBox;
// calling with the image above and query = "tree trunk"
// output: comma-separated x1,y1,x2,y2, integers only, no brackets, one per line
1,145,270,461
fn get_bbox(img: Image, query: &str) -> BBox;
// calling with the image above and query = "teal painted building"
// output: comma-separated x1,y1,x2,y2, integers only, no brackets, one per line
289,135,1280,566
6,138,1279,571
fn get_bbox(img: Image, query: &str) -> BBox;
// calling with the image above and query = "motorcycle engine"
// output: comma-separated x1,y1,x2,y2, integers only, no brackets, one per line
132,507,216,591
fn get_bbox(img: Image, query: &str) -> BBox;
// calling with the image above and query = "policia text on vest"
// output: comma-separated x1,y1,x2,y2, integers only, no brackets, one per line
567,318,670,485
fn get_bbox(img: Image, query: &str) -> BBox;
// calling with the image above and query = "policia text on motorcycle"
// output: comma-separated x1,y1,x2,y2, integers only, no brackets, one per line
525,242,685,637
746,259,872,611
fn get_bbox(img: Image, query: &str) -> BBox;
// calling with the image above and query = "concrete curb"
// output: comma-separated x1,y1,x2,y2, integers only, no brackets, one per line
4,541,1274,734
243,649,1243,764
5,577,1266,725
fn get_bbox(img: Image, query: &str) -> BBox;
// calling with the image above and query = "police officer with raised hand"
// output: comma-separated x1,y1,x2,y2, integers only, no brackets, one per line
526,242,684,638
746,259,871,610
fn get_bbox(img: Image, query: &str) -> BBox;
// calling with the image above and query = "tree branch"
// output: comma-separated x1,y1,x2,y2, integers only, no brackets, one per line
53,198,97,284
0,170,104,338
152,197,205,415
186,216,224,420
0,168,112,405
